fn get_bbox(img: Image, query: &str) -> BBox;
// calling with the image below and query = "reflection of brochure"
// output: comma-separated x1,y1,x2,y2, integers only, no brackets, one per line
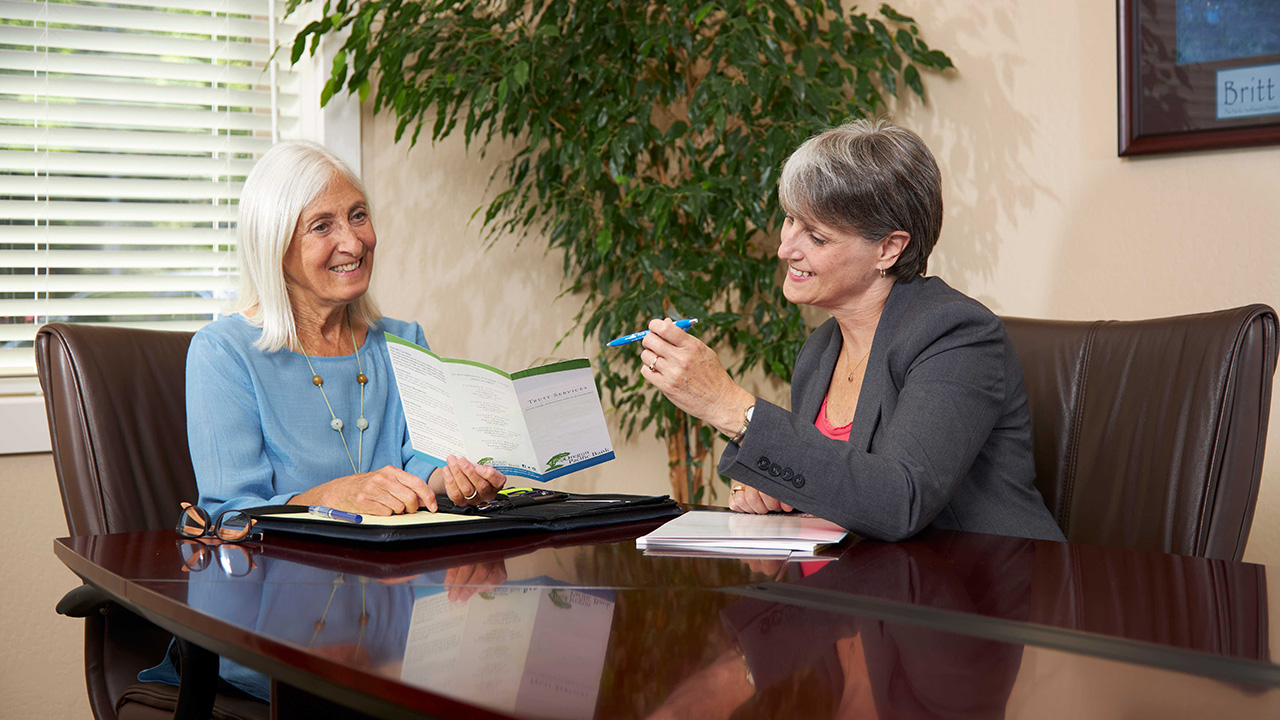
385,334,615,481
400,586,615,720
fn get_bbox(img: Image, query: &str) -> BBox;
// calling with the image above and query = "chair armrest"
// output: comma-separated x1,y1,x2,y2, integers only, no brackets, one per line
56,584,113,617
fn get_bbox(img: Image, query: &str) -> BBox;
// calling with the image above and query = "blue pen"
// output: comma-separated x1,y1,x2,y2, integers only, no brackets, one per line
608,318,699,347
308,505,363,524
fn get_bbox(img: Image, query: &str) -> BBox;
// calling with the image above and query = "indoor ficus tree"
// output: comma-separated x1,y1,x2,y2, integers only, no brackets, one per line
287,0,954,503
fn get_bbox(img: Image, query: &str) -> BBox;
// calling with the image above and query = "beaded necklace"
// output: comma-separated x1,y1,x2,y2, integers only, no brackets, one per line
308,574,370,658
298,317,368,475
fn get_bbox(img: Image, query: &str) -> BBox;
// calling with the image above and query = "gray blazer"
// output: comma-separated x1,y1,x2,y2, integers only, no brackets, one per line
719,276,1064,542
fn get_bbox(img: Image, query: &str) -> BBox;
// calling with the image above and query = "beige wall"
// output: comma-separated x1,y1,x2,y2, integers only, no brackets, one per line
9,0,1280,716
1,453,90,719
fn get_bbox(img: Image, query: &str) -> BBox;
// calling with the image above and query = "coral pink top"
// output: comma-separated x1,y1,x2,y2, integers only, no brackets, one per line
804,394,849,576
815,394,853,441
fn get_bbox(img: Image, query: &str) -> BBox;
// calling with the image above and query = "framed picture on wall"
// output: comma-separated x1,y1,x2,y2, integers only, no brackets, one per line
1118,0,1280,156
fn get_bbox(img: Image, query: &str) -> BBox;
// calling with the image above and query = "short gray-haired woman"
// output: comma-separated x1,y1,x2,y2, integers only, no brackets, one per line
187,140,505,518
639,119,1062,542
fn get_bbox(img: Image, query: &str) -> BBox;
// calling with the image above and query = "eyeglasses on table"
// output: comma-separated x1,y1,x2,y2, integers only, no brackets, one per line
176,501,259,543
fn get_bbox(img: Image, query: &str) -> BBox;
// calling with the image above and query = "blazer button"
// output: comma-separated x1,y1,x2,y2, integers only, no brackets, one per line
780,467,793,481
756,457,770,470
769,463,782,477
792,474,805,488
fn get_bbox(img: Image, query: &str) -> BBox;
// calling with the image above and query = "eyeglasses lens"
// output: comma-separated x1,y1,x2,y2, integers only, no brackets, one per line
177,505,210,538
215,511,254,542
217,545,256,576
179,541,211,572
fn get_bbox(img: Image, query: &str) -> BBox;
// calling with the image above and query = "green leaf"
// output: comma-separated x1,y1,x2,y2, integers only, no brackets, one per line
290,28,310,64
595,228,613,255
800,45,818,77
927,49,954,69
904,64,923,97
870,19,893,48
879,5,915,23
895,29,914,53
320,78,336,106
512,60,530,87
693,3,716,25
330,49,347,83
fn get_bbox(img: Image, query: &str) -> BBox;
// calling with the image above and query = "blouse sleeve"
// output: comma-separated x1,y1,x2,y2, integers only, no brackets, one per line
187,331,297,516
719,306,1008,541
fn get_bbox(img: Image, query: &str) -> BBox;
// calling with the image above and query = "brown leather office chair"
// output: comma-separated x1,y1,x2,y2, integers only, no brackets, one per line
37,323,266,720
1003,304,1278,561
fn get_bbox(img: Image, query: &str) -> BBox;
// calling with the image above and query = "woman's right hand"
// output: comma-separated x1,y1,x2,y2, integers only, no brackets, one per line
293,465,437,516
444,560,508,603
729,484,794,514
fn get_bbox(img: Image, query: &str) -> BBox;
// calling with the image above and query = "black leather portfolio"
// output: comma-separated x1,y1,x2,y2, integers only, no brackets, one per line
244,493,682,545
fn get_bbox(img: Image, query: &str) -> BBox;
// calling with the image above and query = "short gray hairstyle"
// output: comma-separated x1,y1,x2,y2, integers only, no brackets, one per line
233,140,381,352
778,118,942,280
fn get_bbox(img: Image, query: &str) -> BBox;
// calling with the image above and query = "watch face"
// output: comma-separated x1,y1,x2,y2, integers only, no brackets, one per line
746,406,755,422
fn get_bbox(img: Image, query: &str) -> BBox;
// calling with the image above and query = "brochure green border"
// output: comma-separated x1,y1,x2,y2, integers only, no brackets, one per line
385,334,589,379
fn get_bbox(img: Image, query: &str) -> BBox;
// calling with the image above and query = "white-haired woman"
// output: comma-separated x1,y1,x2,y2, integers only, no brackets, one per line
638,119,1063,543
187,140,505,517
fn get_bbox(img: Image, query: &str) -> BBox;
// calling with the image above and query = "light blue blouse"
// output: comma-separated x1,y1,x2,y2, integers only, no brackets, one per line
187,314,436,516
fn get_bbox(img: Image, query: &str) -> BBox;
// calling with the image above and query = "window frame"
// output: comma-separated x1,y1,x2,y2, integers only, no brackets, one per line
0,0,360,454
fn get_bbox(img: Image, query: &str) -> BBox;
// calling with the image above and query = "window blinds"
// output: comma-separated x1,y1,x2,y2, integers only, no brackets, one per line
0,0,298,378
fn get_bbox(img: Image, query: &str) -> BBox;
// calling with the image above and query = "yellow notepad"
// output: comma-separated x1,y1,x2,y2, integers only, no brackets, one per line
259,510,491,527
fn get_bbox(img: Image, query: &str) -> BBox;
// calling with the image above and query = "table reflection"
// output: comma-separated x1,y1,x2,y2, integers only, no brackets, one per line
641,539,1031,720
177,540,616,716
1030,540,1270,660
402,586,615,719
771,530,1271,665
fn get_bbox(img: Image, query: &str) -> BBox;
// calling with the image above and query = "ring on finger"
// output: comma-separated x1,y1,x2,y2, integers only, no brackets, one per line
463,489,478,500
648,358,659,373
731,486,745,493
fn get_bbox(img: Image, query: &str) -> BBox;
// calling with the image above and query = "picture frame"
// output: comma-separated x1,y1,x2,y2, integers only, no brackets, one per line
1118,0,1280,156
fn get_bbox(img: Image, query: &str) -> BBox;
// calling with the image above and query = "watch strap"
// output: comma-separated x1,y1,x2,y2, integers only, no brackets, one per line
729,404,754,445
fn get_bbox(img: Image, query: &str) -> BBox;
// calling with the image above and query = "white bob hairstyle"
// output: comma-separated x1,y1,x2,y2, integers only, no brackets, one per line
233,140,381,352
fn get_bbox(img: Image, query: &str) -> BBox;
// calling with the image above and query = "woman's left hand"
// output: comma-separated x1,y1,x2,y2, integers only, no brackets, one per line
639,318,755,436
438,455,506,507
730,484,794,514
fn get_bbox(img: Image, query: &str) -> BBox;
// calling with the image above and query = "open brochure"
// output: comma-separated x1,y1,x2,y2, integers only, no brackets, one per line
385,334,615,482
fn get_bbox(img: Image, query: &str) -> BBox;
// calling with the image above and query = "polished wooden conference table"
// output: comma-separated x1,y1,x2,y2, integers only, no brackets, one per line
55,516,1280,719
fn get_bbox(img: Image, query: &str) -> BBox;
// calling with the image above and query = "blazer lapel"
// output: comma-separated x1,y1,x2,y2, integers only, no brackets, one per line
847,278,918,451
797,327,843,424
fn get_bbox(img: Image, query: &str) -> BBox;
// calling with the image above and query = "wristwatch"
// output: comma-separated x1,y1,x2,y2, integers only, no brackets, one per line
729,404,755,446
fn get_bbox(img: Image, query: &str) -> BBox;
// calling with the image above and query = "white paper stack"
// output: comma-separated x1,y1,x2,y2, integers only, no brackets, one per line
635,510,848,557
